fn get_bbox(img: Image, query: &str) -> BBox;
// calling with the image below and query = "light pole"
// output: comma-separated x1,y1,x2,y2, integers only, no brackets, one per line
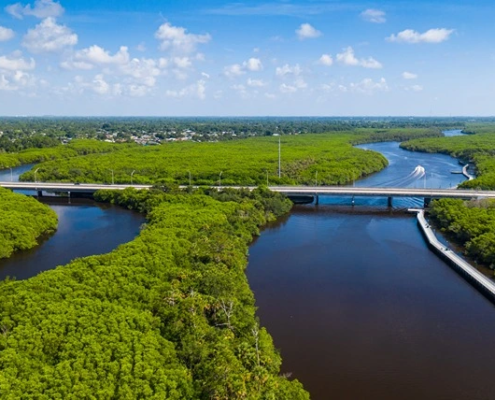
109,169,114,185
34,167,39,183
219,171,223,187
315,170,318,186
131,170,135,184
266,170,269,186
424,171,427,189
278,136,281,178
8,167,12,182
188,170,192,186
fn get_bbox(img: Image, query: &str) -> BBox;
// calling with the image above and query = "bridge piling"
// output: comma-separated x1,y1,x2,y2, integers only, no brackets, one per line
37,190,43,197
387,197,393,207
424,198,431,208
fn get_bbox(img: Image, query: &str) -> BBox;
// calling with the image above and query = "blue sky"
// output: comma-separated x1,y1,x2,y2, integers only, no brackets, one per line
0,0,493,116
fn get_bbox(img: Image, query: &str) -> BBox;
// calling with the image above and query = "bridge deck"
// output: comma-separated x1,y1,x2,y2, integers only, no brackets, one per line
1,182,494,199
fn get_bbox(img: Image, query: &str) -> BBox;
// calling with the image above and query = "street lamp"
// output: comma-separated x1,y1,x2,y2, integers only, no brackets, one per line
34,167,40,183
187,170,192,186
131,170,135,185
7,166,12,182
315,170,318,187
219,171,223,187
265,170,269,186
108,169,114,185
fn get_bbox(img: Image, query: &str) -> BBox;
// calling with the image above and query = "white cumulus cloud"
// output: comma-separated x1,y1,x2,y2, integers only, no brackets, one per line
74,45,130,66
360,9,386,23
318,54,333,66
244,57,262,71
0,55,35,71
5,0,64,19
275,63,302,77
387,28,454,44
402,71,418,80
336,47,382,69
155,22,211,53
22,17,77,53
0,26,15,42
349,77,388,94
296,23,322,40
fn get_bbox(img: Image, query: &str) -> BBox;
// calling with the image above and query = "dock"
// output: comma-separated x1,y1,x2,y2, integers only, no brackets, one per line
410,209,495,303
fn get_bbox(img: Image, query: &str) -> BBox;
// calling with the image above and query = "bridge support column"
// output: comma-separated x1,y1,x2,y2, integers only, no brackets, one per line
314,195,319,205
387,197,393,207
37,190,43,197
351,196,355,206
424,198,431,208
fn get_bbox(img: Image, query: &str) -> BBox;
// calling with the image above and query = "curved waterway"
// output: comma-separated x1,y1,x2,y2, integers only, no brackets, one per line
248,130,495,400
0,167,144,281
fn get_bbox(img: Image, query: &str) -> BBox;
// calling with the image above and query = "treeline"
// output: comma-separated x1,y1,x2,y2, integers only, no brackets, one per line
400,130,495,189
0,116,468,149
0,139,127,170
430,199,495,268
0,187,58,258
0,188,309,399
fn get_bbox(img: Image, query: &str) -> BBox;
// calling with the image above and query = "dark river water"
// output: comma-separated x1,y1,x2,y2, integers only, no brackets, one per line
248,130,495,400
0,168,144,281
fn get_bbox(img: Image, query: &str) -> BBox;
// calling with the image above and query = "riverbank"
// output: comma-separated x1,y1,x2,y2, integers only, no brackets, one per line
0,187,58,259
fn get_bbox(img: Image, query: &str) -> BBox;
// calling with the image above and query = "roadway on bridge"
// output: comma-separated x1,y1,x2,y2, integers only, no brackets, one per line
1,181,495,199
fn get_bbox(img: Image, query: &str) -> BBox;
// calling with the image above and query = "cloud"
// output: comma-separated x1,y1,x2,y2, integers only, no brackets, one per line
245,57,262,71
0,55,35,71
349,77,388,94
318,54,333,66
224,58,263,78
120,58,161,87
336,47,382,68
165,79,206,100
247,78,266,87
387,28,454,44
296,23,322,40
402,71,418,80
0,26,15,42
74,45,130,66
0,70,36,91
155,22,211,53
405,84,423,92
360,9,386,23
22,17,77,53
279,78,307,93
92,74,110,95
5,0,64,19
223,63,245,78
275,63,302,77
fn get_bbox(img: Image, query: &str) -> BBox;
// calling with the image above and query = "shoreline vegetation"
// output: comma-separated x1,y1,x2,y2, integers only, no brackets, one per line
0,187,58,259
0,188,310,399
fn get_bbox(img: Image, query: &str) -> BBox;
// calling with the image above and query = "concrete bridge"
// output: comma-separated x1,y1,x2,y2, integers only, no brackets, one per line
1,181,494,206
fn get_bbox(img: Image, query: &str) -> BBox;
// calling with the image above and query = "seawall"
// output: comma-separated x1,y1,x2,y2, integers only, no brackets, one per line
412,209,495,304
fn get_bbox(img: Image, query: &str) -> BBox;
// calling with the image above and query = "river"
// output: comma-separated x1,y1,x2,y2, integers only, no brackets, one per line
248,130,495,400
2,131,494,399
0,167,144,281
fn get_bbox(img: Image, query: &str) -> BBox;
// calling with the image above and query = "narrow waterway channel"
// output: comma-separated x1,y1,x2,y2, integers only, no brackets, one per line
248,130,495,400
0,167,144,281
